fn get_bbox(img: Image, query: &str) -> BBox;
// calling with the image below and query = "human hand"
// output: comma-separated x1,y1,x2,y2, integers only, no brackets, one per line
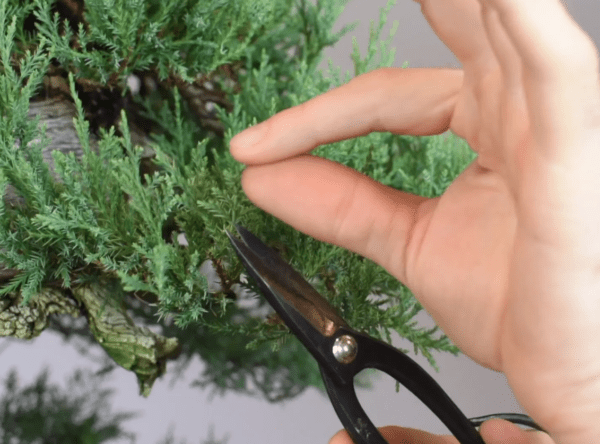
329,420,554,444
230,1,600,442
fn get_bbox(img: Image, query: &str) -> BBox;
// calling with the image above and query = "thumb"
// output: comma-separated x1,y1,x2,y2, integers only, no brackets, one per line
480,419,555,444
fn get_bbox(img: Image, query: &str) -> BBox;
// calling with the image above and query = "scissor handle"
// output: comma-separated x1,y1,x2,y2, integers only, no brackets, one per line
320,327,486,444
320,364,388,444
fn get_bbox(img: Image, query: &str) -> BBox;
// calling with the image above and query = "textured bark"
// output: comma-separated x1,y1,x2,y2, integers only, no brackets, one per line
4,98,94,207
31,97,92,172
0,98,179,397
0,288,80,339
72,285,181,397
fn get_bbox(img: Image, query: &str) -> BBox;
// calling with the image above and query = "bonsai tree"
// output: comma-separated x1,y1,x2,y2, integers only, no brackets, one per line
0,0,473,403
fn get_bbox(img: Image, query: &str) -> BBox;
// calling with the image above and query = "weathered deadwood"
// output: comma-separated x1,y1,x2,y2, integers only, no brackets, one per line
25,97,154,185
30,97,96,174
3,98,95,208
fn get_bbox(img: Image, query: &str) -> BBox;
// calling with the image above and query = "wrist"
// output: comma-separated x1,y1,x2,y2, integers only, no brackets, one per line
546,410,600,444
501,350,600,443
512,376,600,444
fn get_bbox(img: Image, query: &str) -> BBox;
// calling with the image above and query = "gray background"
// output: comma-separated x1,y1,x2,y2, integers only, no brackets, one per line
1,1,598,443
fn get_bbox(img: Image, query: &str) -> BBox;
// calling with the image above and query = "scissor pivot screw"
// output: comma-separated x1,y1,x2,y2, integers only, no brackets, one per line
333,335,358,364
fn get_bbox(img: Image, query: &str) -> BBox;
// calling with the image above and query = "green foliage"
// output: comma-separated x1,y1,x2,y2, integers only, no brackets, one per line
33,0,292,84
0,0,54,302
0,0,476,400
351,0,399,75
0,367,229,443
0,368,136,443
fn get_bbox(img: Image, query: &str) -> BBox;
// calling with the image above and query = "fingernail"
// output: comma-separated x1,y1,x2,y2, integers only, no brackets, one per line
231,123,267,148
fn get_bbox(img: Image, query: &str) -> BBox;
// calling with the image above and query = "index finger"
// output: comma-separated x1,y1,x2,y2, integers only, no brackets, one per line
230,68,463,165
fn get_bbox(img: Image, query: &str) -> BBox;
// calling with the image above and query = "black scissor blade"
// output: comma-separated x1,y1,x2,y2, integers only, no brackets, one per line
226,225,347,339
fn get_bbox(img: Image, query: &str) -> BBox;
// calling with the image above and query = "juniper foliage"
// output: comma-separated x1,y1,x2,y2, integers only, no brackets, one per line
0,0,476,400
0,367,229,443
0,368,137,443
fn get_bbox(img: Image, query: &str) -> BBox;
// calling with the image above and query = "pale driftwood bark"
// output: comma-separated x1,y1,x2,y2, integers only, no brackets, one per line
4,98,92,208
1,98,88,277
0,98,178,397
31,97,92,172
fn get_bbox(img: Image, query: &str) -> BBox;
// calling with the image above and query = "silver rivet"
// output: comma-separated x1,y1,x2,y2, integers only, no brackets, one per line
332,335,358,364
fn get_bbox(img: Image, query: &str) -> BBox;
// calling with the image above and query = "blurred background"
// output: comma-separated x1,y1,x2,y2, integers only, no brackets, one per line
1,1,598,443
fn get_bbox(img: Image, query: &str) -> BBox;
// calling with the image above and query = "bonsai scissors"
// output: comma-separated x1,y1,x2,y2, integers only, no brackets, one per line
226,225,544,444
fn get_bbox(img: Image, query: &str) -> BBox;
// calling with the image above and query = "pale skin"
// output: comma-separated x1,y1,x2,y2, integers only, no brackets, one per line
230,0,600,443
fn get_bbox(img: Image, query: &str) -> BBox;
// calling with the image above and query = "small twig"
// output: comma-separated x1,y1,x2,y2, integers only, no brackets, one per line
207,252,236,297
